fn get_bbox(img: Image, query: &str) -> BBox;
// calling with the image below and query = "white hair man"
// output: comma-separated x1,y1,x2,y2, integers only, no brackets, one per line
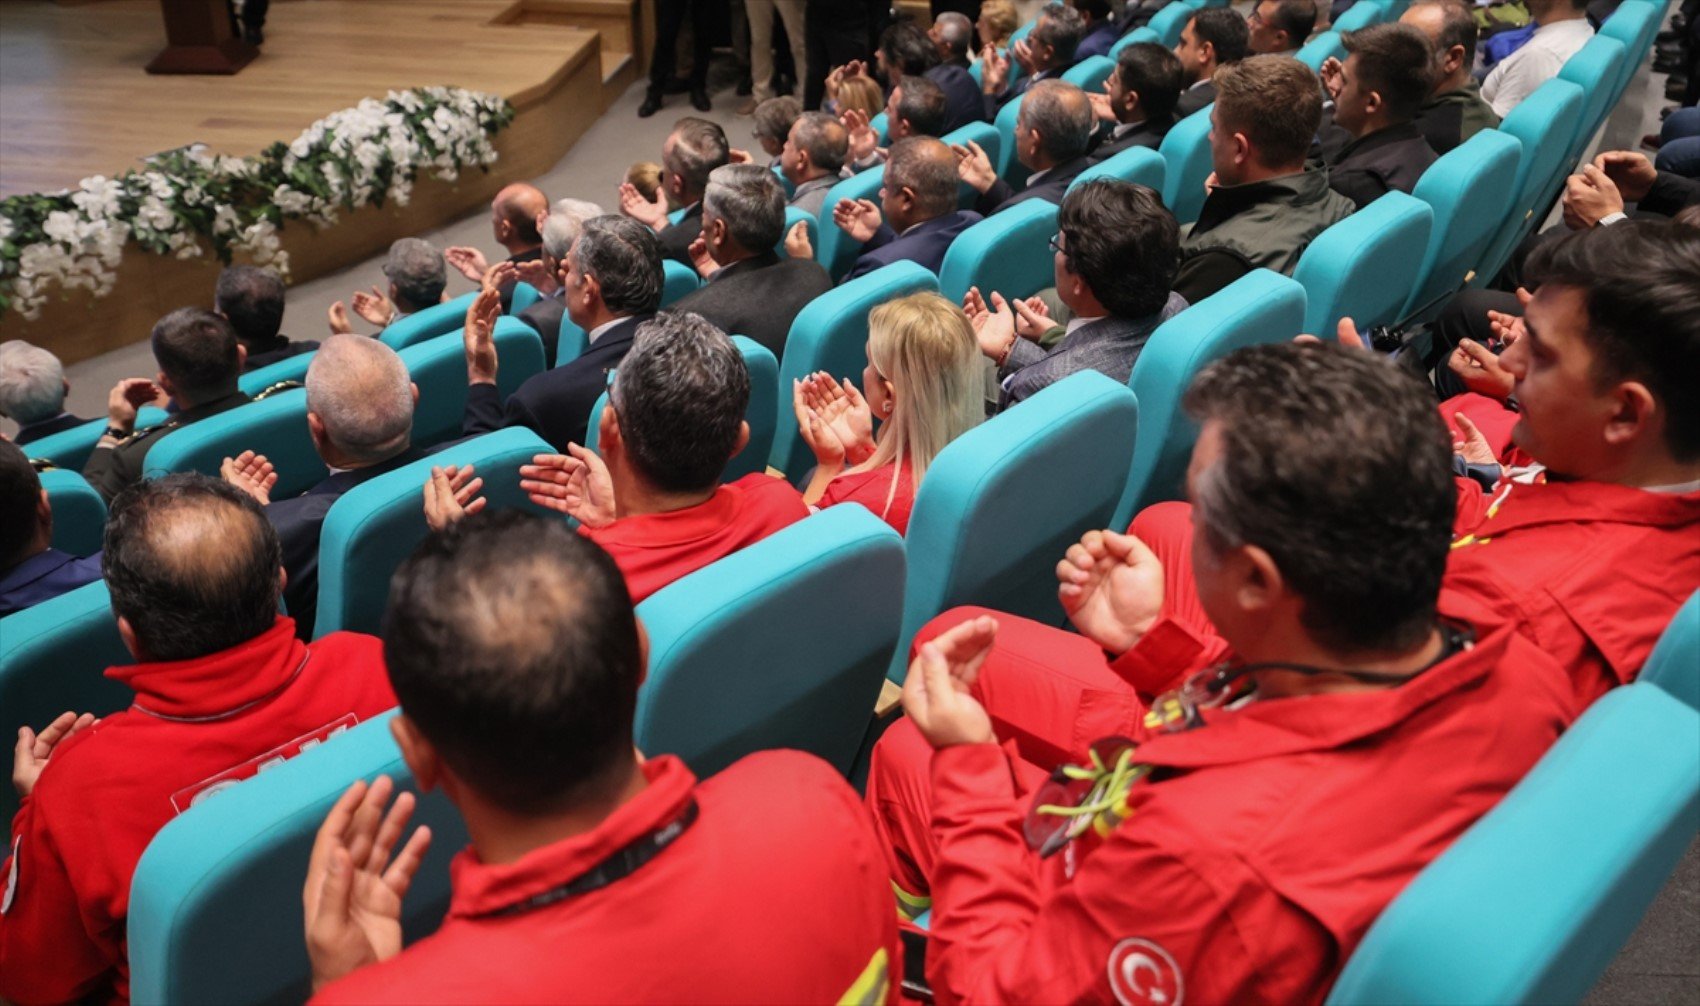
0,341,86,445
514,200,605,363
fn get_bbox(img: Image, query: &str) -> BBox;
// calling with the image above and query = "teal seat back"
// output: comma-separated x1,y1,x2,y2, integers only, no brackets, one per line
938,199,1060,305
1147,1,1194,47
128,711,468,1006
143,389,323,499
509,281,540,315
869,111,890,145
1472,78,1586,286
1062,55,1116,93
1641,591,1700,712
1159,104,1214,224
1599,2,1659,106
768,262,939,479
943,121,1004,209
815,166,886,282
994,95,1032,187
0,581,132,823
1296,30,1346,71
238,352,315,396
781,205,819,260
1402,129,1521,322
24,408,169,472
41,468,106,557
1115,270,1307,527
1327,684,1700,1006
378,292,477,351
1109,27,1159,60
556,313,588,367
314,427,556,637
667,207,686,226
634,507,905,777
662,258,701,306
1069,146,1166,194
1332,0,1390,32
897,370,1139,681
1556,35,1628,171
1292,191,1434,337
396,318,546,448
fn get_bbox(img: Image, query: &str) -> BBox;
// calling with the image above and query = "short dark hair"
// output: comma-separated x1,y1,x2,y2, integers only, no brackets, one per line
1022,80,1095,162
103,473,281,661
703,163,787,252
666,117,732,197
1032,2,1088,65
1213,55,1324,167
0,440,41,570
1191,8,1251,64
1342,23,1437,121
886,136,959,218
752,95,803,146
611,312,750,493
794,111,849,173
383,512,641,816
150,307,242,402
1261,0,1319,47
1184,343,1455,652
1526,221,1700,462
213,266,286,346
574,215,664,316
895,75,950,137
881,19,939,76
1059,180,1180,318
1411,0,1480,65
1116,42,1185,123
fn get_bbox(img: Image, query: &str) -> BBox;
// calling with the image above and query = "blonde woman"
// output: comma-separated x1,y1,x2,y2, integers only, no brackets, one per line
792,291,982,534
832,74,886,120
977,0,1021,53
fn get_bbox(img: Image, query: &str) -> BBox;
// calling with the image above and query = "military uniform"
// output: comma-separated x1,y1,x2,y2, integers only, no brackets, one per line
78,383,295,503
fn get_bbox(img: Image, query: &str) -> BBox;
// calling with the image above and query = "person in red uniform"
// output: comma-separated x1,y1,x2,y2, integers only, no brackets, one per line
302,511,901,1002
0,474,395,1005
866,343,1572,1004
426,310,808,604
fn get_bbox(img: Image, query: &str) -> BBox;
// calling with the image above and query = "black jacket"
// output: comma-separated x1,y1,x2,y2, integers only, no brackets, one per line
671,253,834,360
1174,166,1355,305
1174,80,1216,120
1325,121,1439,210
463,314,651,451
81,390,252,502
242,336,319,372
658,205,704,266
516,294,567,365
1089,119,1173,164
976,156,1093,215
926,62,991,133
13,413,88,446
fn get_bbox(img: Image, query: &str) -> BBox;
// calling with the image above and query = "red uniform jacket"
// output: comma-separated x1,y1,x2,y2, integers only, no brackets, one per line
820,461,915,535
314,751,900,1004
0,619,395,1006
585,473,809,603
923,623,1570,1006
1447,479,1700,711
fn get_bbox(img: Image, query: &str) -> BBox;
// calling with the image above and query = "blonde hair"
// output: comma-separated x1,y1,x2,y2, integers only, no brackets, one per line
625,161,664,202
860,292,983,516
978,0,1021,50
836,76,886,119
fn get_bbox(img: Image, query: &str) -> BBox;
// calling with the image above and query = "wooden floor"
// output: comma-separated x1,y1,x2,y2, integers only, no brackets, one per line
0,0,628,197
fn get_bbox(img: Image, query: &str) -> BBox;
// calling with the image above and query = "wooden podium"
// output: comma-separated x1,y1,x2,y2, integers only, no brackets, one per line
146,0,258,75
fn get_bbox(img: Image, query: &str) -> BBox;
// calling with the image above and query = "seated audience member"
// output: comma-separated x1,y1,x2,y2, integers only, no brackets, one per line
1087,41,1185,163
0,341,85,444
1402,0,1500,155
444,312,809,604
1247,0,1318,57
219,335,422,639
0,474,395,1005
836,136,983,283
329,237,449,337
982,2,1088,116
751,96,804,167
301,512,899,1002
514,201,604,363
1174,56,1354,304
82,308,253,503
1174,7,1250,118
930,11,978,70
1115,0,1181,33
862,343,1571,1002
957,79,1095,214
443,183,549,289
783,112,853,217
674,165,833,358
214,266,316,372
1481,0,1593,119
977,0,1021,52
621,118,733,265
625,160,664,203
1318,24,1440,208
969,180,1186,407
1560,150,1700,227
793,292,983,534
834,73,888,118
0,440,103,616
463,216,663,452
882,18,985,134
1073,0,1123,60
847,75,951,171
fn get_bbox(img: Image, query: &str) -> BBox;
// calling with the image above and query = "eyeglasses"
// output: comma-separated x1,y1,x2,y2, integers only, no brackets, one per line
1048,234,1066,256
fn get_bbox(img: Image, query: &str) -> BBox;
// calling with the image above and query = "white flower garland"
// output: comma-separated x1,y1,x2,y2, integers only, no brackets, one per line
0,86,514,320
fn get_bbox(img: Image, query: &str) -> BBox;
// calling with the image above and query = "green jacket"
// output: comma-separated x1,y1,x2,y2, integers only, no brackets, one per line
1173,166,1355,305
1415,82,1501,156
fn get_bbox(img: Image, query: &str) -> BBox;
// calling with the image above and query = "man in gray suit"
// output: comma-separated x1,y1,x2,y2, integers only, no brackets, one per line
964,179,1187,408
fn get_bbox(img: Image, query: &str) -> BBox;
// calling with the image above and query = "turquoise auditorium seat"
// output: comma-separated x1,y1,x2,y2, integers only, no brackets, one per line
944,120,1005,210
1159,104,1214,224
1471,78,1586,287
378,291,477,351
994,95,1032,188
938,198,1060,305
24,408,169,472
395,318,546,447
1062,55,1115,93
1147,1,1194,47
237,351,315,396
1401,128,1521,322
1296,31,1346,71
1068,146,1166,195
1332,0,1391,33
1640,591,1700,712
1292,191,1434,338
40,468,106,557
143,388,323,499
814,165,885,282
1110,27,1160,60
662,258,701,306
1598,2,1661,116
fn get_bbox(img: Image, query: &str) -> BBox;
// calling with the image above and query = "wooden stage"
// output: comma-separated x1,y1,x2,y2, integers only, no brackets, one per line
0,0,650,363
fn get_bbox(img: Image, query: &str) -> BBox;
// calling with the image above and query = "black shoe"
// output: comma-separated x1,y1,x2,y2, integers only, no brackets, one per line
690,87,711,111
1666,76,1690,102
639,91,664,117
245,24,264,45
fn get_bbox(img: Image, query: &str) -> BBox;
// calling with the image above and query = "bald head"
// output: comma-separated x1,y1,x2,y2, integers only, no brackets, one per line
493,183,548,251
788,112,849,182
1020,80,1095,167
1400,0,1479,91
885,136,960,225
305,335,414,465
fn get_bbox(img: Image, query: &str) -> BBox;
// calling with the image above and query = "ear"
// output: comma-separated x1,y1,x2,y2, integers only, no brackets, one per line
410,382,420,408
1233,542,1285,616
1603,380,1659,449
728,420,750,460
390,714,443,794
599,400,622,451
582,272,603,308
156,371,176,399
1201,41,1216,66
635,616,651,687
306,410,327,448
1445,43,1466,74
1365,87,1385,116
1233,130,1253,166
389,281,400,301
1124,87,1142,114
117,615,143,661
236,343,248,369
36,488,52,537
278,565,288,594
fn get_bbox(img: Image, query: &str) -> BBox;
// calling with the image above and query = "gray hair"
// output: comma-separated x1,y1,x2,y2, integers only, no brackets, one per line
383,238,447,311
703,164,787,253
793,112,849,173
1032,2,1087,66
665,117,732,197
574,215,664,315
0,340,68,425
610,311,749,494
935,12,975,59
753,96,803,145
305,335,414,463
1021,80,1095,163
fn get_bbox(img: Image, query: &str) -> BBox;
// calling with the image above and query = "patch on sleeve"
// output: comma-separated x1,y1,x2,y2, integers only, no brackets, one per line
2,836,19,915
1108,937,1184,1006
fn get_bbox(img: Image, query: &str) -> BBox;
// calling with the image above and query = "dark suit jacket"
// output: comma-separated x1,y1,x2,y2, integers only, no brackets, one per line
843,210,983,283
1325,122,1439,209
985,68,1057,119
81,390,251,502
1089,118,1173,164
672,253,834,359
463,314,651,451
926,62,991,133
658,204,704,266
976,156,1091,215
1078,20,1121,60
517,294,567,365
13,412,88,446
1175,80,1216,119
267,446,425,638
243,336,319,372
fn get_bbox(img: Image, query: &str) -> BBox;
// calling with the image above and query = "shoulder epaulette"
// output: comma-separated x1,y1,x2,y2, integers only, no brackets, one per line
29,457,60,473
253,380,305,400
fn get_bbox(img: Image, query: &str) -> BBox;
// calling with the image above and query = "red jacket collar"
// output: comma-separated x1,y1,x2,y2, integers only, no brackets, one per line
588,485,743,550
107,616,307,721
447,755,698,919
1132,622,1517,768
1473,480,1700,537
